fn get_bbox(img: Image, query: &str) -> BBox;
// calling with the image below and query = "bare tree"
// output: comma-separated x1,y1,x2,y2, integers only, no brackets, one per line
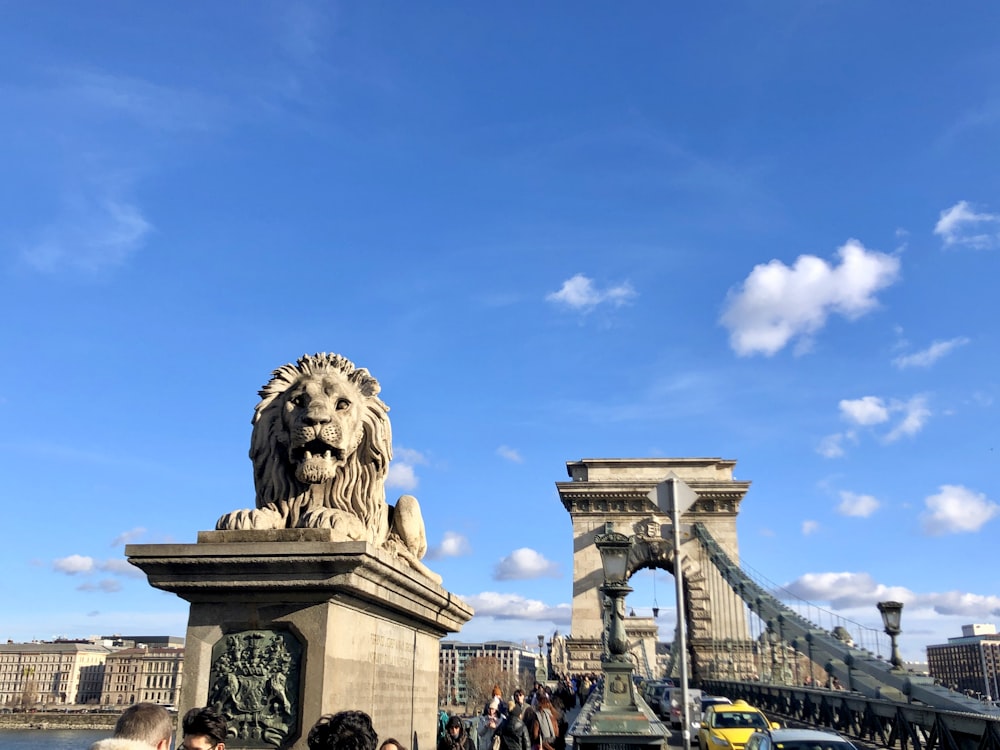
518,668,536,692
463,656,504,713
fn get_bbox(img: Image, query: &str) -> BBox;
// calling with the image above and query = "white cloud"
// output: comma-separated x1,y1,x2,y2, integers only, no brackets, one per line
840,396,889,426
546,274,637,311
496,445,523,463
837,491,880,518
921,484,999,535
53,555,95,575
493,548,561,580
720,239,900,356
462,592,572,623
782,571,1000,618
892,337,970,369
54,554,145,580
934,201,1000,250
782,571,912,610
111,527,146,547
833,395,931,451
925,591,1000,617
23,196,152,273
77,579,122,593
386,463,418,491
817,434,846,458
386,446,427,491
817,430,859,458
98,559,144,578
426,531,472,560
801,520,819,535
883,395,930,442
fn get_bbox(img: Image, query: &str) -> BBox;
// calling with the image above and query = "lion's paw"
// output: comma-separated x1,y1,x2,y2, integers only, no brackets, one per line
391,494,428,559
299,507,366,541
216,506,285,531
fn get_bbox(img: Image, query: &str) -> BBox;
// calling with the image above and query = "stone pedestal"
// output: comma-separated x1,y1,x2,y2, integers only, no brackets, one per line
590,659,651,734
126,530,473,750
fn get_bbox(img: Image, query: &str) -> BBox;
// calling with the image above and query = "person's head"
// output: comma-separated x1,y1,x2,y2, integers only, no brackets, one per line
113,702,173,750
308,710,378,750
446,716,464,739
180,707,227,750
513,689,525,705
379,738,407,750
487,697,500,716
509,705,524,720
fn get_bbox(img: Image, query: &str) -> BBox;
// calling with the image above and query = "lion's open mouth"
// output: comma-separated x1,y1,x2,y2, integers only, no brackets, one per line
291,440,344,465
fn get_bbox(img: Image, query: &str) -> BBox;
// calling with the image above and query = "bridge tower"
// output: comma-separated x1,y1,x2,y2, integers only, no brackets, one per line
557,458,753,682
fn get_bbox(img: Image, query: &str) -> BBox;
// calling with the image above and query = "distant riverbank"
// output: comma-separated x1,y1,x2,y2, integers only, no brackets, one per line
0,711,117,730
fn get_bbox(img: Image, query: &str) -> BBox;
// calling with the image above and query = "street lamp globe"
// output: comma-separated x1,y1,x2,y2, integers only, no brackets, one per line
877,601,903,634
595,528,632,584
877,601,904,670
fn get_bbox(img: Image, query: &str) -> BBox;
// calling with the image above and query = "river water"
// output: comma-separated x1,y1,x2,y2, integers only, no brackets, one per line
0,728,109,749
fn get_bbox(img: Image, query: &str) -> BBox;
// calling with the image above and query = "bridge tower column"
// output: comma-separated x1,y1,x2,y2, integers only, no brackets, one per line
556,458,753,682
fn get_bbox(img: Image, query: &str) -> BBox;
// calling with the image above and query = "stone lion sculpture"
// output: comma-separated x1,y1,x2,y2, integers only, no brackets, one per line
216,352,439,583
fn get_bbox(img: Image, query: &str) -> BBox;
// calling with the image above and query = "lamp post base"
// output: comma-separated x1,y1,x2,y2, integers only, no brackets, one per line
590,657,657,734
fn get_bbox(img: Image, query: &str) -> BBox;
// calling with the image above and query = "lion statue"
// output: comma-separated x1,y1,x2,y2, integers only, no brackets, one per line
216,352,439,583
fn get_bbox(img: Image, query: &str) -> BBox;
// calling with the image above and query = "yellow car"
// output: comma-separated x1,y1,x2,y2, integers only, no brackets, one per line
697,701,778,750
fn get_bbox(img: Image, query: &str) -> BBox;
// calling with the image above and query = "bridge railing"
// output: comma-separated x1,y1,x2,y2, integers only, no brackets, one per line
693,523,1000,717
701,679,1000,750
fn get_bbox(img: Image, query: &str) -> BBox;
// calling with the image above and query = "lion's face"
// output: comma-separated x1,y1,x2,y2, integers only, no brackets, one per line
277,372,366,485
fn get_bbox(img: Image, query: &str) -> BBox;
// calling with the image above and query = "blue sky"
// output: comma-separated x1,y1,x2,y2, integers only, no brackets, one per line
1,2,998,663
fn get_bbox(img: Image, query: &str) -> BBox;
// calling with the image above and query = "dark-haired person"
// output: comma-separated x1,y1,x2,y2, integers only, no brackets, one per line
438,715,475,750
380,738,407,750
308,710,379,750
499,704,532,750
180,706,227,750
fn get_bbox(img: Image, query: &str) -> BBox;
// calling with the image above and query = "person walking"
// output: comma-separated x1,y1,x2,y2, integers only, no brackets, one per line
439,715,475,750
477,697,504,750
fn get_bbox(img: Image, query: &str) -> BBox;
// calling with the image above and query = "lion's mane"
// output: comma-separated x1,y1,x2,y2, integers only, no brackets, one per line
250,352,391,545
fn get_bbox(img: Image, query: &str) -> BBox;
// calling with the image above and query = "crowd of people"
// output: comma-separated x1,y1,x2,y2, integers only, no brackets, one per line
90,676,604,750
88,702,411,750
438,676,603,750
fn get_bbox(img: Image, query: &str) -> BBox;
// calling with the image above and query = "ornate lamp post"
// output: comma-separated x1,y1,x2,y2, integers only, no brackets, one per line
596,529,632,657
537,634,548,682
767,627,779,683
877,601,904,670
587,525,658,737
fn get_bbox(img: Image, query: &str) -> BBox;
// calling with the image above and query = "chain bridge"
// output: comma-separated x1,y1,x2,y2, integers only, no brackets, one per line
557,458,1000,750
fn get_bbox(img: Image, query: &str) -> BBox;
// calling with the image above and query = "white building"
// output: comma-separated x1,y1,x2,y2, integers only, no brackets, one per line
439,640,539,706
101,646,185,707
0,640,111,706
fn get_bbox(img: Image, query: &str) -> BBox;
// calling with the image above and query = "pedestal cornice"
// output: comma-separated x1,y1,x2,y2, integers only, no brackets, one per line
126,530,473,635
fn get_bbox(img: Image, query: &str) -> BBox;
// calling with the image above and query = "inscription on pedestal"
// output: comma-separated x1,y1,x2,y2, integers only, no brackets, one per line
208,629,302,748
366,622,416,708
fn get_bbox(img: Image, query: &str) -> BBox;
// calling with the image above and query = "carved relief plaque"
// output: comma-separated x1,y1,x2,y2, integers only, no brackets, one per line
208,629,302,748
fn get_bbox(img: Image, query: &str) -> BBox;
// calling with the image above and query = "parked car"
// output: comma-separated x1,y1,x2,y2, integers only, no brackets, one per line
664,687,703,729
745,728,858,750
697,700,778,750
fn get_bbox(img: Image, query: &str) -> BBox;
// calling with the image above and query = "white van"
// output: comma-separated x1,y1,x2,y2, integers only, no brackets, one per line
662,687,703,729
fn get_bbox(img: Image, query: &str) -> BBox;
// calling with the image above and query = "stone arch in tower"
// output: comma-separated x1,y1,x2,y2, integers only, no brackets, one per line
556,458,752,681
